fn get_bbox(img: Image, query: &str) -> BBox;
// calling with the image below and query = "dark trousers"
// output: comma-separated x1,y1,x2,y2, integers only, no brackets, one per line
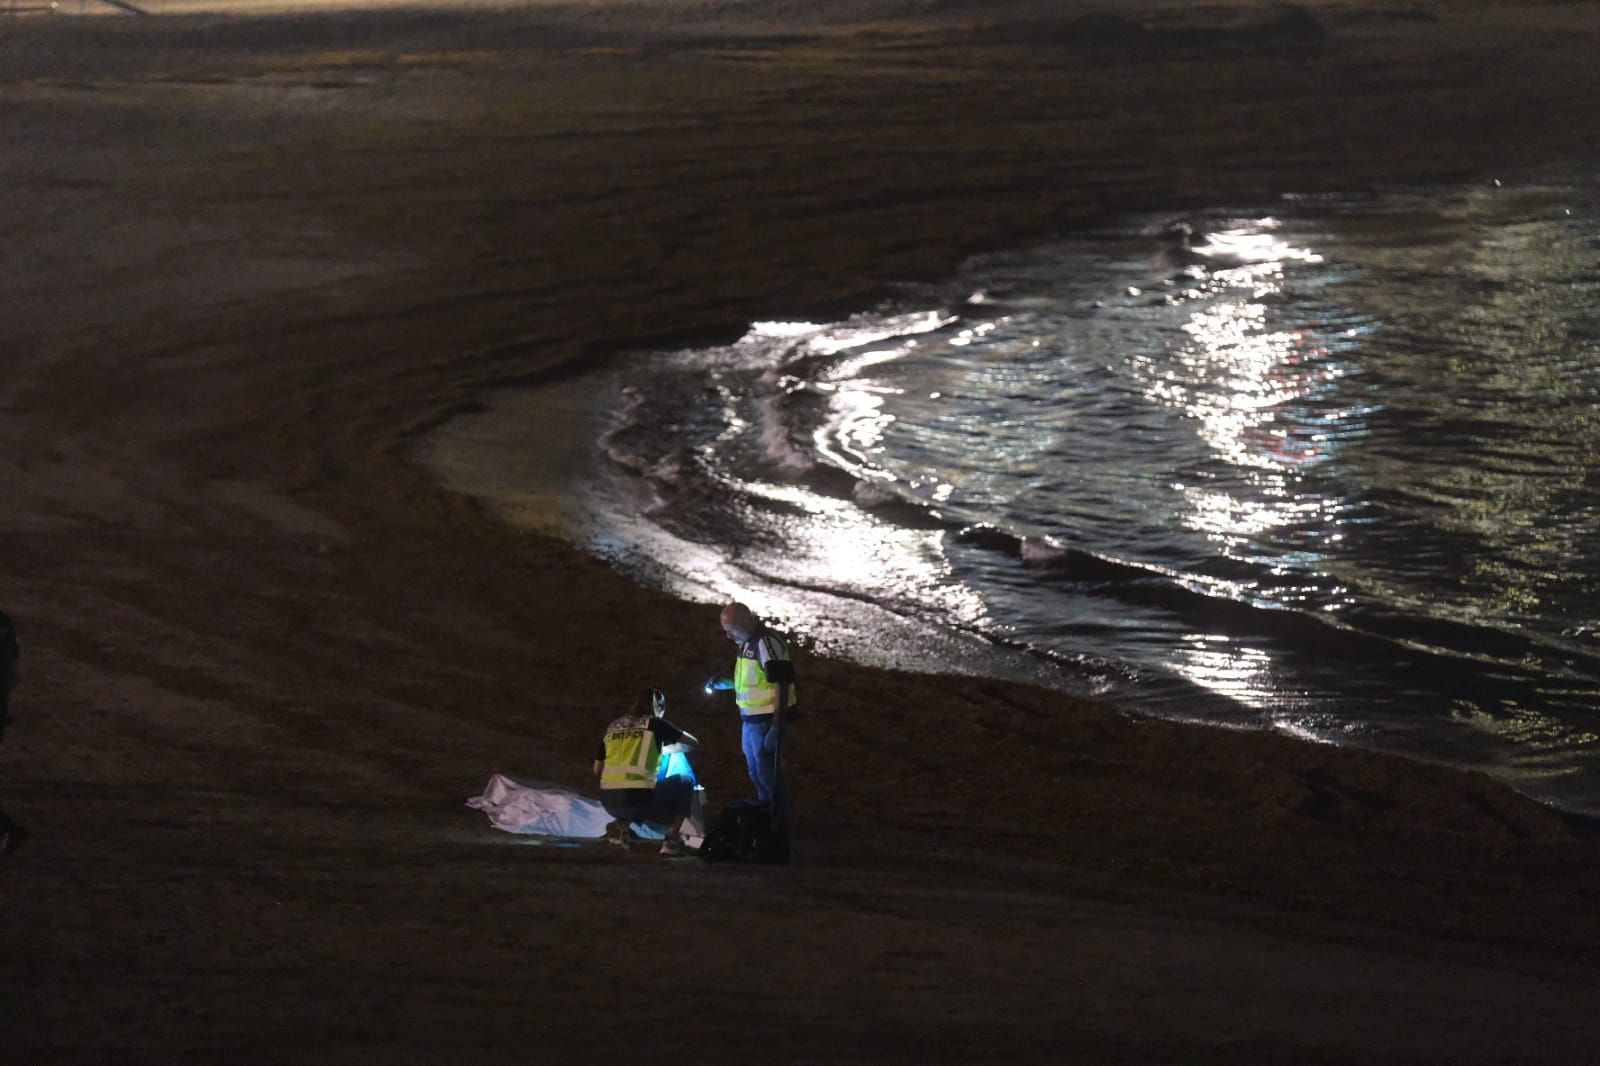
601,774,694,831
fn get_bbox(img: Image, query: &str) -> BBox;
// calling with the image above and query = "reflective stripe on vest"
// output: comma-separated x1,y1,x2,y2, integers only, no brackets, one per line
734,637,798,717
599,715,661,790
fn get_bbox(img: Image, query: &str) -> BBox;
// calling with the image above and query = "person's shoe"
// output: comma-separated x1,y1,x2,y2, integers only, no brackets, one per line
605,821,625,847
659,835,690,857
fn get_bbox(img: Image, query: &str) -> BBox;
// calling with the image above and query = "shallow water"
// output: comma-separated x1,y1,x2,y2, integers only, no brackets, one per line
421,169,1600,815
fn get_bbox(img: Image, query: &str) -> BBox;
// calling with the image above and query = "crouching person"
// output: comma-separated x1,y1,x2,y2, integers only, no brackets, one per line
594,688,699,856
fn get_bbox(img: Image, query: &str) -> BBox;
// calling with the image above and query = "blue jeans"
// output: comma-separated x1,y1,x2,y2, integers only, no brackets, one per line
741,717,778,803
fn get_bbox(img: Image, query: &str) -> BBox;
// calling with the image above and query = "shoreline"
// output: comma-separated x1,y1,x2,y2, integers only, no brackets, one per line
6,2,1600,1058
418,169,1600,825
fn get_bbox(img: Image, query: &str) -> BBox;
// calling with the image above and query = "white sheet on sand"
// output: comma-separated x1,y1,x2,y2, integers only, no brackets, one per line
467,773,707,846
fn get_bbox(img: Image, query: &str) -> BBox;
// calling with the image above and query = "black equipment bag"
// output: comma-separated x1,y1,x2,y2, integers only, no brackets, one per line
700,798,789,864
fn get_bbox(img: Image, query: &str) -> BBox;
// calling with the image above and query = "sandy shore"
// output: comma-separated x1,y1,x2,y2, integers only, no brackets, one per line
4,0,1600,1059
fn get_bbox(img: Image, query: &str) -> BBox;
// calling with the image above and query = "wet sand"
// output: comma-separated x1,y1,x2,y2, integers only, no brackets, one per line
3,0,1600,1059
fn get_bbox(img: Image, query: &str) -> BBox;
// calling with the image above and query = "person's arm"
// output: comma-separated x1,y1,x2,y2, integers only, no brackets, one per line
663,727,699,754
757,635,798,728
756,634,796,687
653,718,698,754
594,740,607,779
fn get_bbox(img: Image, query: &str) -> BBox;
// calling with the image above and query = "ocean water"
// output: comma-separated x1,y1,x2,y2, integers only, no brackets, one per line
420,169,1600,815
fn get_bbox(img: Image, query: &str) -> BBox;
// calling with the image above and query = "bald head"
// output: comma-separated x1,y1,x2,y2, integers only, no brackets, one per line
720,602,757,643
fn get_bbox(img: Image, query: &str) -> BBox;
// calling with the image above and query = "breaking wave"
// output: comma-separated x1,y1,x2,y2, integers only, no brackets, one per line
423,168,1600,815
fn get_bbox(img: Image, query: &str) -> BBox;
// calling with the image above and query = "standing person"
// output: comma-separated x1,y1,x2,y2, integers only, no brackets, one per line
0,609,27,865
705,602,798,808
594,688,700,856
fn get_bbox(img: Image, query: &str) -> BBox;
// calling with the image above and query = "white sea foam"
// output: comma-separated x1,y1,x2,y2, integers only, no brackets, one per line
851,479,899,509
756,394,815,474
1020,536,1069,566
423,172,1600,818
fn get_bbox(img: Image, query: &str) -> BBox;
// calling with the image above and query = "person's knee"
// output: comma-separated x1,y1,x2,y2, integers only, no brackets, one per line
655,776,692,819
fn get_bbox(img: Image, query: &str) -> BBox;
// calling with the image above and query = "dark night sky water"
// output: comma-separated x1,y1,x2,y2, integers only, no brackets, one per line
422,168,1600,816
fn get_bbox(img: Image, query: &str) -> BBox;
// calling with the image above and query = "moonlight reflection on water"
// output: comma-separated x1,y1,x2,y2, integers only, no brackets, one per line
422,171,1600,814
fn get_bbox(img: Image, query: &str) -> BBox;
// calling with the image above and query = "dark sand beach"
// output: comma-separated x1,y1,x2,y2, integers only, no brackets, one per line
3,0,1600,1059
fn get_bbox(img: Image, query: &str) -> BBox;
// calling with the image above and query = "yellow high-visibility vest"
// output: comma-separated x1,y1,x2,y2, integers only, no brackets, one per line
599,714,661,790
734,642,797,717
